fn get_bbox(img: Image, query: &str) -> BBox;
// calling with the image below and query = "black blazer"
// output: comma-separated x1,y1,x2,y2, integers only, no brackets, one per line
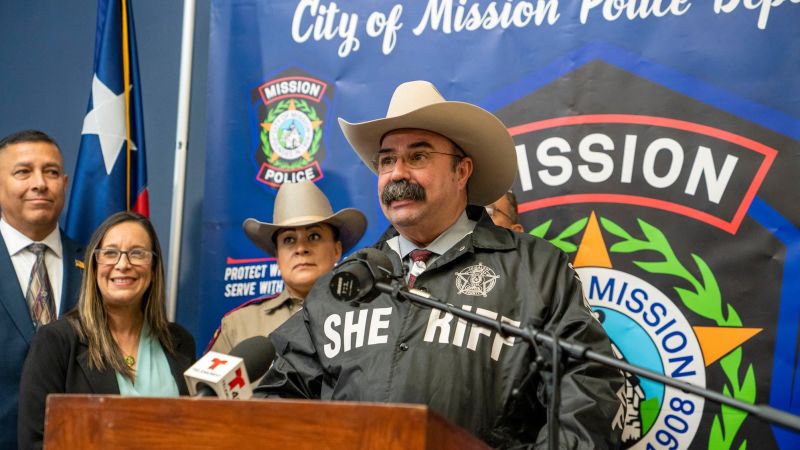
0,231,83,450
17,318,195,450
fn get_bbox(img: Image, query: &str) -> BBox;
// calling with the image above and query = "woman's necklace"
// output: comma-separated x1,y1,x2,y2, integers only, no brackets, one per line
116,323,142,369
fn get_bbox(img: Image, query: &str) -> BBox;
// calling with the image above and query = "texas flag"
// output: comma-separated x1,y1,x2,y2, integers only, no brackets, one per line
65,0,149,245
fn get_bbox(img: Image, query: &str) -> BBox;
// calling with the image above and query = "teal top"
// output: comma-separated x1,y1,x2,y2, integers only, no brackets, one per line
115,321,179,397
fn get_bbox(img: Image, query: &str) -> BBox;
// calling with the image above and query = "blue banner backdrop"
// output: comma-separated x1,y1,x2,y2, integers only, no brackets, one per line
200,2,800,449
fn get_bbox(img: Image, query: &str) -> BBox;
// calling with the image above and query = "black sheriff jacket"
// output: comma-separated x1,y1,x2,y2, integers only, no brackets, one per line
258,206,623,449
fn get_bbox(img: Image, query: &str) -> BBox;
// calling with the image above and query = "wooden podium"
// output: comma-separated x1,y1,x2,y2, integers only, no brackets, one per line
44,395,491,450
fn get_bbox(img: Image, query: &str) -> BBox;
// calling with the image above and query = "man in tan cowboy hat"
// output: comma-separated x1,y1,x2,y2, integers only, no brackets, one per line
206,180,366,354
257,81,622,448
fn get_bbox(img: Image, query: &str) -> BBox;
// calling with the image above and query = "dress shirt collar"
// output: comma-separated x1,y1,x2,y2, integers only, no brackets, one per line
388,210,477,258
0,217,63,258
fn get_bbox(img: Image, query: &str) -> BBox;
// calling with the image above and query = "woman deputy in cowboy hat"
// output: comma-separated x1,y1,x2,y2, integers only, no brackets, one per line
206,180,366,354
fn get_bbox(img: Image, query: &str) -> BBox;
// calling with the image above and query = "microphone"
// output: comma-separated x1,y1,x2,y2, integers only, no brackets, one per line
184,335,276,399
229,335,275,382
329,248,395,303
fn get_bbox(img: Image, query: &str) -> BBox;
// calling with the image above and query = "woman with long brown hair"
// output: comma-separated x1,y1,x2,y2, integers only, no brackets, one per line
18,212,195,449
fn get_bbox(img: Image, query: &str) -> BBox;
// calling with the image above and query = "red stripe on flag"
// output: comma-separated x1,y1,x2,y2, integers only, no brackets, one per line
132,189,150,217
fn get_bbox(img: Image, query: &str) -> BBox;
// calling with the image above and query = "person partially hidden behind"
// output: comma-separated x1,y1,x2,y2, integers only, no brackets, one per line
256,81,623,449
486,191,524,233
0,130,83,450
18,212,195,450
206,180,366,354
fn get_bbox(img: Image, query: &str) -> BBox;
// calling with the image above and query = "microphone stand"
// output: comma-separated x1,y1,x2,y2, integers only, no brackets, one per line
373,278,800,444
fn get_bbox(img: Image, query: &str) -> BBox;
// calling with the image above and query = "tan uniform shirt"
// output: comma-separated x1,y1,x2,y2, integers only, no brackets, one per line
207,290,302,354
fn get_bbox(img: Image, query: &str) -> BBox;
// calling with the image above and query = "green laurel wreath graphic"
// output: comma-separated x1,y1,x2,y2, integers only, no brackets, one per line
259,99,321,169
530,216,755,450
529,218,587,253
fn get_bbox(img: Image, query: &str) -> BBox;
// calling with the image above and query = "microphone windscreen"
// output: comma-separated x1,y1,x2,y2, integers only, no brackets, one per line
330,248,396,302
228,335,275,382
358,248,395,277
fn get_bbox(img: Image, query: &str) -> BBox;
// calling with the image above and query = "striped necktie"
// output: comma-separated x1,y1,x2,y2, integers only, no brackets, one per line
26,243,55,328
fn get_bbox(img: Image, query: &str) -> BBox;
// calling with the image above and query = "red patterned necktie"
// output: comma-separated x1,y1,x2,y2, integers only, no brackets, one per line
407,249,434,289
26,243,55,328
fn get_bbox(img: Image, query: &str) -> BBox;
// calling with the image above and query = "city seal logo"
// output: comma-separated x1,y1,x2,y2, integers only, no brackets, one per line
455,263,499,297
527,211,762,449
254,75,330,188
494,54,781,449
582,267,706,449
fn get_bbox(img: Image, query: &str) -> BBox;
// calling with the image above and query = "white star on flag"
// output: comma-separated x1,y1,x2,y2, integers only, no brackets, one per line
81,74,137,175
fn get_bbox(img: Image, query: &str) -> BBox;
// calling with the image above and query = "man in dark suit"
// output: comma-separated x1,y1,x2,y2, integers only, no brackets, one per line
0,130,83,450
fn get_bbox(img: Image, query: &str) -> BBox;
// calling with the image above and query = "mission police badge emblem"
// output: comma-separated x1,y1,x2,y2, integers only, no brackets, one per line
250,71,332,188
493,47,799,449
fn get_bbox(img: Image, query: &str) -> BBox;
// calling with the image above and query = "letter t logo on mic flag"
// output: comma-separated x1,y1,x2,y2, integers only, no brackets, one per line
66,0,149,245
184,351,254,399
209,358,227,370
228,368,246,390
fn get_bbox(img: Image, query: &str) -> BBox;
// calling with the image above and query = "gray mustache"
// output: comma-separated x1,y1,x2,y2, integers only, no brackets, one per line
381,180,426,205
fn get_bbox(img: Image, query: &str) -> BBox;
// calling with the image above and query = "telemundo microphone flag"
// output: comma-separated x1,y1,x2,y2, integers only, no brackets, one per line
65,0,148,245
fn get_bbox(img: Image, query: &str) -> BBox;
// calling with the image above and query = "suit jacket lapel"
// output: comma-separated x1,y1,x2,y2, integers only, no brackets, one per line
168,331,193,395
76,341,120,394
0,234,35,343
59,233,84,316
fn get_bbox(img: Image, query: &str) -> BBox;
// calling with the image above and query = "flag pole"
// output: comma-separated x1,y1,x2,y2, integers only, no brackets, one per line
166,0,197,321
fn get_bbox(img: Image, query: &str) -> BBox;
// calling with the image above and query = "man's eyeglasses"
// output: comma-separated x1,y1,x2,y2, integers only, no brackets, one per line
372,150,464,174
94,248,155,266
485,206,514,222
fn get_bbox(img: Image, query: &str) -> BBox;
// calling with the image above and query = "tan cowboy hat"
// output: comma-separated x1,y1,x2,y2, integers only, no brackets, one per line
243,180,367,256
337,80,517,206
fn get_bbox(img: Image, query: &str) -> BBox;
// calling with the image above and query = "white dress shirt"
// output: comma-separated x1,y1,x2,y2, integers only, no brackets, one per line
0,218,64,316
